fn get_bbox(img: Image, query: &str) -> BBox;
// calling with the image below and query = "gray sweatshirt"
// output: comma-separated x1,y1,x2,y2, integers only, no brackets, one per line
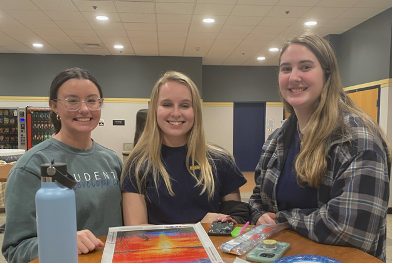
2,137,123,263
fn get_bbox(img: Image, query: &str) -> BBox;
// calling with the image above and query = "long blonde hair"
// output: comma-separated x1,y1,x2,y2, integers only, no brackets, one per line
279,33,390,188
121,71,234,199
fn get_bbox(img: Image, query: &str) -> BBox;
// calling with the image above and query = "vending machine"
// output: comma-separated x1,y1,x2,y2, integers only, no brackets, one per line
0,107,26,150
26,107,53,150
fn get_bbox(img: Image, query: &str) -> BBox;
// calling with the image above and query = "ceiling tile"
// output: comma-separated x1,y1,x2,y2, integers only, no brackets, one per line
72,0,117,12
156,3,195,14
231,5,273,16
158,23,189,32
32,28,69,37
158,31,188,39
183,45,209,57
258,16,297,26
187,32,218,40
354,0,392,8
100,36,130,45
194,4,234,16
337,7,386,19
132,44,159,56
157,14,192,23
220,25,255,34
123,23,156,31
237,0,279,5
0,9,16,19
71,35,102,44
316,0,361,8
316,27,351,36
325,18,366,28
81,12,121,22
251,25,287,34
0,47,12,52
127,30,157,39
276,0,320,6
0,33,23,45
19,19,59,29
6,10,50,20
225,16,262,26
44,11,86,21
159,45,184,56
304,7,349,19
4,45,36,53
189,23,223,32
0,18,28,28
197,0,237,4
191,15,227,24
159,38,186,45
185,38,214,46
266,6,312,17
130,38,158,45
216,32,248,40
95,29,127,38
89,21,124,30
83,48,111,55
115,1,155,13
0,0,39,10
32,0,78,11
55,21,92,30
157,0,195,2
119,13,155,23
213,38,242,46
56,46,85,54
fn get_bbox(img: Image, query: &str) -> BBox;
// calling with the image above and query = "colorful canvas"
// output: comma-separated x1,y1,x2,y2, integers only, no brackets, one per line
101,223,223,263
112,227,209,263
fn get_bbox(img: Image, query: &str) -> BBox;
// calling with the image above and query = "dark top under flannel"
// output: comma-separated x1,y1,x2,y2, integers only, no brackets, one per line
249,112,391,261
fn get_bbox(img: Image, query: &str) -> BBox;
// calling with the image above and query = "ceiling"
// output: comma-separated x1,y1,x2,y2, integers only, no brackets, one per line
0,0,391,66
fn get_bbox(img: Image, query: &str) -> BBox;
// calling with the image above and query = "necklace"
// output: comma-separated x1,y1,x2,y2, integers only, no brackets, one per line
297,122,303,142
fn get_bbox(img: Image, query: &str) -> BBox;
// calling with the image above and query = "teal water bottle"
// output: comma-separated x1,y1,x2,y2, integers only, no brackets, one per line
35,160,78,263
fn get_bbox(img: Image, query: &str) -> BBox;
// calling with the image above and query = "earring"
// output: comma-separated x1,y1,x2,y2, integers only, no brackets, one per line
56,114,61,121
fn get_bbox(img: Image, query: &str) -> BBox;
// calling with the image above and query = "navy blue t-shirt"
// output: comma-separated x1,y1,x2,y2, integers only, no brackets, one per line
122,145,247,224
276,131,318,211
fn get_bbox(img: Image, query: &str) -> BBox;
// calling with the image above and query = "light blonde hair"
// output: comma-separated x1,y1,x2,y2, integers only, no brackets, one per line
279,33,390,188
121,71,235,199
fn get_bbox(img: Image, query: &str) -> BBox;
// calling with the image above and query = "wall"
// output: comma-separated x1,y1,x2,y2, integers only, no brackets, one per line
202,66,280,102
0,54,202,97
334,8,392,87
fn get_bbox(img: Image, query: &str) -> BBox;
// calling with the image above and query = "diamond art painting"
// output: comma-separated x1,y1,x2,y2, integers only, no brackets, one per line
112,227,210,263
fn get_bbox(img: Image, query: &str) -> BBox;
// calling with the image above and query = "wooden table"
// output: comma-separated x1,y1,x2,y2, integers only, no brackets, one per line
32,223,382,263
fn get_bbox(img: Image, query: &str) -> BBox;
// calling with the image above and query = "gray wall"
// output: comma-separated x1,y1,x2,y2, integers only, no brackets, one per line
0,54,202,98
328,8,391,87
202,66,280,102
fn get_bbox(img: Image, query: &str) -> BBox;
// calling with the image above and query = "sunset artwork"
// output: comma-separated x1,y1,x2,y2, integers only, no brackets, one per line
112,227,211,263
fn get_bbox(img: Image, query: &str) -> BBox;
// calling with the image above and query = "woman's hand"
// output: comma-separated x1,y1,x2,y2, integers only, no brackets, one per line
76,230,105,254
201,213,238,224
256,212,276,225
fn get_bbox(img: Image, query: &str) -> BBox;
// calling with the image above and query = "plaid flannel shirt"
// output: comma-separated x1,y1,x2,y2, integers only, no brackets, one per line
249,112,391,261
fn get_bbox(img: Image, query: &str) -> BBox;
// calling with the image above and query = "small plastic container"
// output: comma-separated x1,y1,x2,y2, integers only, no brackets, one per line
231,227,251,237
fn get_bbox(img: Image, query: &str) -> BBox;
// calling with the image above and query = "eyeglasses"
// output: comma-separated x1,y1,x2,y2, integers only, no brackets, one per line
54,97,104,111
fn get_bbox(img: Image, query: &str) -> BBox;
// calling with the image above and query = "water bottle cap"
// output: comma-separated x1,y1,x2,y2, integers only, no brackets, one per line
41,160,77,189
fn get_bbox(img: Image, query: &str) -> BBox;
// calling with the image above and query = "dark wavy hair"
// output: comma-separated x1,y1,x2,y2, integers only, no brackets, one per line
49,67,103,134
133,109,148,148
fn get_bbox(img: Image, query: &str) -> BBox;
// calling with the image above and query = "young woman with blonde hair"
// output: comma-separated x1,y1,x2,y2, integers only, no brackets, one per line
249,33,390,261
121,71,247,225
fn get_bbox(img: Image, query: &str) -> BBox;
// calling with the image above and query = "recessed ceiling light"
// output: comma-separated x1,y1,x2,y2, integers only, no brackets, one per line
203,18,215,23
269,48,279,52
305,21,317,26
257,57,265,61
96,16,108,21
33,43,43,48
114,45,123,49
